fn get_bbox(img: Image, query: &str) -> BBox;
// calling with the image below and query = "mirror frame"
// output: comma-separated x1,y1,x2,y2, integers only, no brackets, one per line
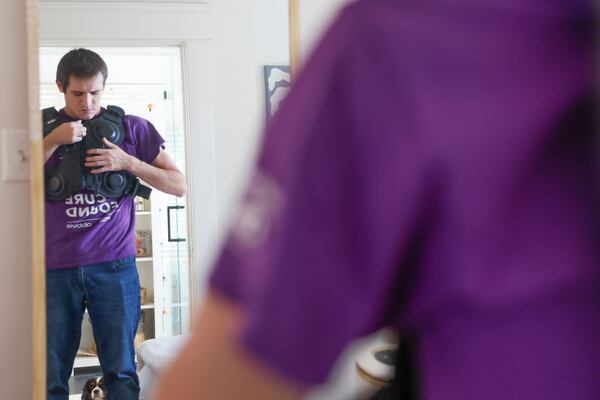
289,0,300,81
30,2,300,400
27,0,45,397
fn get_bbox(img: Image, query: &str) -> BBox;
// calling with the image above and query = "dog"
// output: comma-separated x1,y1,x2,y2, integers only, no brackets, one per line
81,376,107,400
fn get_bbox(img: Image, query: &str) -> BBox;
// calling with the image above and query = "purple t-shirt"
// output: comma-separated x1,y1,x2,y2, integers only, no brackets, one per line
210,0,600,398
45,108,165,269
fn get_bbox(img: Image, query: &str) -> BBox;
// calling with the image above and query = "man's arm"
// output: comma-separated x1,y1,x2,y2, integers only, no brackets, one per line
85,137,187,197
43,137,60,164
154,291,305,400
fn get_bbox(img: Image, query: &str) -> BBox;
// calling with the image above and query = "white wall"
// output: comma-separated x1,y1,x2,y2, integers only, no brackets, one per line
210,0,289,235
0,0,33,398
298,0,354,64
189,0,290,301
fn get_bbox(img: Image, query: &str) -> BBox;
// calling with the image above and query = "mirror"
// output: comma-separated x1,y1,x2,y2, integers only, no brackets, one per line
34,1,295,398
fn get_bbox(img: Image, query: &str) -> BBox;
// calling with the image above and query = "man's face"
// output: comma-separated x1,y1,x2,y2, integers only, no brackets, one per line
57,72,104,121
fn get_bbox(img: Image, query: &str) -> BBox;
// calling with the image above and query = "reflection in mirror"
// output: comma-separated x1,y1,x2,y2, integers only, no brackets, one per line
41,46,189,399
37,1,290,399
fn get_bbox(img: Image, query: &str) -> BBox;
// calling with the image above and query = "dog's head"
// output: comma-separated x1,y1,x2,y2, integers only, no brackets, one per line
81,376,107,400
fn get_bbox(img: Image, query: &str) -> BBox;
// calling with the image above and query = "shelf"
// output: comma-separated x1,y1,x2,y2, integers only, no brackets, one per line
74,355,99,369
136,256,153,262
74,354,140,369
135,211,151,215
84,303,155,314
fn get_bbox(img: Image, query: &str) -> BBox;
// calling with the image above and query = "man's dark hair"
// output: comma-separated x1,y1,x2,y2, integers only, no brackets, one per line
56,48,108,90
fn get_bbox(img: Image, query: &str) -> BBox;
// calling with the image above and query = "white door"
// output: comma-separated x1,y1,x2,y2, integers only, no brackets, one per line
39,47,190,346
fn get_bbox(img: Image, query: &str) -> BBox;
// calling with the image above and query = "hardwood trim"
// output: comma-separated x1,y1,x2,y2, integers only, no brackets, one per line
289,0,300,82
26,0,46,399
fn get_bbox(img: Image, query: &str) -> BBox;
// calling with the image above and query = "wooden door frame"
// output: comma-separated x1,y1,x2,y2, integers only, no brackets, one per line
289,0,300,81
26,0,46,398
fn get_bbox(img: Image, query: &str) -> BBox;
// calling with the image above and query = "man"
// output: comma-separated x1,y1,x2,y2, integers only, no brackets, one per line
156,0,599,399
44,48,186,400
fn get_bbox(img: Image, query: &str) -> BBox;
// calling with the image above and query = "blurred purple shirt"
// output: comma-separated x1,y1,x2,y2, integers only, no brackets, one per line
211,0,600,398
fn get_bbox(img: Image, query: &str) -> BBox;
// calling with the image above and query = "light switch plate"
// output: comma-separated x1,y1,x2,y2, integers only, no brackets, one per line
2,129,30,182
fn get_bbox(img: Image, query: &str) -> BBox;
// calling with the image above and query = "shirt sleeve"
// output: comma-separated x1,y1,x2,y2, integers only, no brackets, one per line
209,5,436,385
125,115,166,164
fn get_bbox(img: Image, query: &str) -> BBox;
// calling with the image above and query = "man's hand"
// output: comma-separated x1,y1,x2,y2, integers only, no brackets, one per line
85,138,187,197
43,121,88,163
85,137,135,174
47,121,87,146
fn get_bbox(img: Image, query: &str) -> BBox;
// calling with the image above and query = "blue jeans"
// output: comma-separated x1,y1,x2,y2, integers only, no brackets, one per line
46,256,141,400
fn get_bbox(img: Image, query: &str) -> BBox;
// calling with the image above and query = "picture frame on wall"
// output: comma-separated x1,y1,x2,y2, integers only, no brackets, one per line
263,65,291,119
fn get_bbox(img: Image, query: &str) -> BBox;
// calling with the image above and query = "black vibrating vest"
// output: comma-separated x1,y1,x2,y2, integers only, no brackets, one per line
43,105,152,202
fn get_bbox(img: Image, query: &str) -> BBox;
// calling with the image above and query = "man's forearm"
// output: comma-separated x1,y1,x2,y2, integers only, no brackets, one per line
127,157,187,197
43,136,59,164
155,292,304,400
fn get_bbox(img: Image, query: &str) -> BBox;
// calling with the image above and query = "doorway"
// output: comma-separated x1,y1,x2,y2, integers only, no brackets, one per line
39,47,191,379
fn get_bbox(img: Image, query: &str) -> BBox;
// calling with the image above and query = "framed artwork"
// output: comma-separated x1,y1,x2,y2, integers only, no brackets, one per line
264,65,291,119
